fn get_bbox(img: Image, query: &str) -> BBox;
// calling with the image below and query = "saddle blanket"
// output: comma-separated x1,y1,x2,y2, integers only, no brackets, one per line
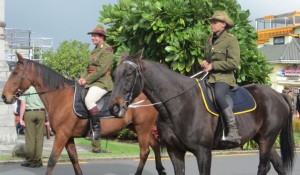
196,79,256,116
73,84,113,119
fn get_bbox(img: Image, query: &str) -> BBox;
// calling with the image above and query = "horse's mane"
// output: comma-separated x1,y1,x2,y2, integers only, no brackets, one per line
26,59,75,90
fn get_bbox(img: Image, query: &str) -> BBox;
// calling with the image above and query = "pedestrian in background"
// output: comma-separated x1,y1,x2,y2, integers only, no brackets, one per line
296,88,300,119
19,86,47,168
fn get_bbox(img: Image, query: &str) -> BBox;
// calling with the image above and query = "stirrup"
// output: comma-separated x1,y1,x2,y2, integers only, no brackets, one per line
92,129,100,140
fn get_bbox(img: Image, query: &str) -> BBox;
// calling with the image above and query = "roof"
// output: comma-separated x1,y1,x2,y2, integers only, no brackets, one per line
259,38,300,64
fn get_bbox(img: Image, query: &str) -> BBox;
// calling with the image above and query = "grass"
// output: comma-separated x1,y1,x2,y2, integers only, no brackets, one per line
0,139,145,161
72,138,147,158
44,138,149,160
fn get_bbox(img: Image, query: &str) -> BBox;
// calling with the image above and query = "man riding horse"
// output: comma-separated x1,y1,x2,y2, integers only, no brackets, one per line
78,25,114,140
200,11,241,144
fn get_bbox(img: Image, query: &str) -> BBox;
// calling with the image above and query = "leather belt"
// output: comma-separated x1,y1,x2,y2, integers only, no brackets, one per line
25,108,45,112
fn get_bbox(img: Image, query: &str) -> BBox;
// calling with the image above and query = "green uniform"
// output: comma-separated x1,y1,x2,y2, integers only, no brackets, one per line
91,139,101,152
81,42,114,91
204,30,240,87
19,86,46,167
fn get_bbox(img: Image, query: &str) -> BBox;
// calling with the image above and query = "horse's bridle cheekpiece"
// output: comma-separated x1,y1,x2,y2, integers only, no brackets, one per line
14,61,34,99
121,60,142,110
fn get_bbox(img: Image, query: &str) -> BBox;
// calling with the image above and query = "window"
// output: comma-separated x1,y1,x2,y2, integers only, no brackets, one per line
274,37,284,45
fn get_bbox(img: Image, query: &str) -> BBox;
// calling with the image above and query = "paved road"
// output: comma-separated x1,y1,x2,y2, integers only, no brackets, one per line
0,151,299,175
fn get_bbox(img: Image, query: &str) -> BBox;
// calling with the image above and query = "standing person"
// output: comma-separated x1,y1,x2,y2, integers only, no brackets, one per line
19,86,46,168
78,24,114,141
296,88,300,119
200,11,241,144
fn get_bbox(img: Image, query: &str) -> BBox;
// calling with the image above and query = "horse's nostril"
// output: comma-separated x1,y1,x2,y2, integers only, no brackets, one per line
1,94,6,102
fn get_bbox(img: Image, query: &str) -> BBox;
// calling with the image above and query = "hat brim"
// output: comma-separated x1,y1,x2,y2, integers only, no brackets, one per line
87,32,106,36
210,17,234,28
87,29,106,36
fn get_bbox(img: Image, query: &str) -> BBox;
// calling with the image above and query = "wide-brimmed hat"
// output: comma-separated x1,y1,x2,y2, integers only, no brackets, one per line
210,11,234,28
87,25,106,36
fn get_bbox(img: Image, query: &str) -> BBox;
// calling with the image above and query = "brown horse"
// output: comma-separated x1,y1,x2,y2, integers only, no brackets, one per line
109,52,295,175
1,53,166,175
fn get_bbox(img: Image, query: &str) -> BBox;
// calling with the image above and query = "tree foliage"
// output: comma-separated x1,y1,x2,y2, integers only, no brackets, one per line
42,40,90,79
99,0,272,85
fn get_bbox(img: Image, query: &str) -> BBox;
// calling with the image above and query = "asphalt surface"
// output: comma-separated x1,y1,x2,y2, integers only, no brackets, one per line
0,134,299,165
0,134,93,163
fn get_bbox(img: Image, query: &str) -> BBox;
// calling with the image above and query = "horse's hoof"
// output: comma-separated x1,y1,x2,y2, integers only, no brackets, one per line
92,149,111,153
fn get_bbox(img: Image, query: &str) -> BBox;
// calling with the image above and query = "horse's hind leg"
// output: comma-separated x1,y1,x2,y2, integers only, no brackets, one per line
149,132,166,175
134,128,151,175
65,137,83,175
269,147,286,175
256,137,276,175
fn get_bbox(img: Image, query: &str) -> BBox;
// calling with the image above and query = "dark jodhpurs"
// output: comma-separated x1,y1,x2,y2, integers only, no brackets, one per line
213,82,231,111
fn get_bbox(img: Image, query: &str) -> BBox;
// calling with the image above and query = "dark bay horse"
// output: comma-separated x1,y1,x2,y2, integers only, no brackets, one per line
1,53,166,175
109,52,295,175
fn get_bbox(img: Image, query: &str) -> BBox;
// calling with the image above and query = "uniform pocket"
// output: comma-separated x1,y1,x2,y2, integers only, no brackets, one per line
211,48,226,61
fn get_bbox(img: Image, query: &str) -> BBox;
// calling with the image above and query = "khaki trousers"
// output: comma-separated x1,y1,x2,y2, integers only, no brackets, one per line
85,86,108,110
24,111,46,163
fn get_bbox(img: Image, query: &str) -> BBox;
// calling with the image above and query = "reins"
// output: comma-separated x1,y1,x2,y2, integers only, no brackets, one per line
125,60,209,108
14,61,78,98
20,85,77,97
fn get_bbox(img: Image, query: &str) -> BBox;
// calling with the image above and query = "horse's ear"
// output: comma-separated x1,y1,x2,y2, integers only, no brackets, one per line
16,52,25,64
133,49,144,61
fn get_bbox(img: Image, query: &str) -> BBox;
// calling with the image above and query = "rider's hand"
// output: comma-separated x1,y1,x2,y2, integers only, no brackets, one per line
78,78,87,85
200,60,212,72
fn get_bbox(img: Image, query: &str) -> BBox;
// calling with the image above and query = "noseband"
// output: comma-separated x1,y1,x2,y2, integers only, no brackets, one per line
122,60,141,110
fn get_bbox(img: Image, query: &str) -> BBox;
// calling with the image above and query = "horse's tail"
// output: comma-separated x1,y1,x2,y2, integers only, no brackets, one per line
280,93,295,172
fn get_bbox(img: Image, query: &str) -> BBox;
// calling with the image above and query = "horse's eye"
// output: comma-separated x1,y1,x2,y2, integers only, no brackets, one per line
124,72,132,78
12,71,18,75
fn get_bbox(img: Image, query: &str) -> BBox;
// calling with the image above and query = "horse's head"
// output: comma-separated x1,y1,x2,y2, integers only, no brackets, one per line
109,51,144,117
2,53,33,104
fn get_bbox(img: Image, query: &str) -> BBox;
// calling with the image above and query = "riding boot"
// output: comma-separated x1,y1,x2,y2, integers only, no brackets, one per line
88,106,101,140
222,107,241,145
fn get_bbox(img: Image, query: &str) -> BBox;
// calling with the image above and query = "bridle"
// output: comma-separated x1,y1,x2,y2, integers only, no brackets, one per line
121,60,141,110
13,62,34,99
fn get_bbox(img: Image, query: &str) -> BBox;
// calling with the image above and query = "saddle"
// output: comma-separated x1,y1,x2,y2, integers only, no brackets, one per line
196,79,256,116
73,84,113,119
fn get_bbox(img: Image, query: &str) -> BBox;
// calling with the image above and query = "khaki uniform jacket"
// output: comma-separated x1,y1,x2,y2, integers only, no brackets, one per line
81,42,114,91
204,30,240,87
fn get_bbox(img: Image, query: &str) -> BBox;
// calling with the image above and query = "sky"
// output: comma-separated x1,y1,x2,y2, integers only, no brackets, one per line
4,0,300,50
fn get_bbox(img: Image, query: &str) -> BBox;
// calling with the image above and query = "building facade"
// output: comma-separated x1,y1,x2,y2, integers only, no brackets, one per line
257,11,300,114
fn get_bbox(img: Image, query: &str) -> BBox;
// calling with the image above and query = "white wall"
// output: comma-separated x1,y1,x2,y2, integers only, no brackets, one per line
0,0,17,144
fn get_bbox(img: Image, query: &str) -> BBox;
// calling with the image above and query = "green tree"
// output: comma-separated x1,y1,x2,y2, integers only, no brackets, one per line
42,40,90,79
99,0,272,85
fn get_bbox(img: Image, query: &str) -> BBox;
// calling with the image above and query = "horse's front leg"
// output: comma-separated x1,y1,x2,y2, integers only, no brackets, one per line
65,137,83,175
166,145,186,175
194,146,212,175
46,132,70,175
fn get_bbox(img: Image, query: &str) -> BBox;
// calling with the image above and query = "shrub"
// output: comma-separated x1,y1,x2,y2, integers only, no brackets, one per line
117,128,138,141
